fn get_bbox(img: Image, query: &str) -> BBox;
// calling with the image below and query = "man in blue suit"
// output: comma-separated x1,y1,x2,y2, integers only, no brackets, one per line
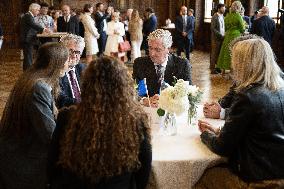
94,3,110,56
175,6,194,61
142,8,157,55
57,34,86,109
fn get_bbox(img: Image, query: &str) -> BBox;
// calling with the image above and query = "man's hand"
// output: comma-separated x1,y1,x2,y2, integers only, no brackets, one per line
203,102,221,119
142,94,159,108
198,120,220,135
43,28,51,34
182,32,187,37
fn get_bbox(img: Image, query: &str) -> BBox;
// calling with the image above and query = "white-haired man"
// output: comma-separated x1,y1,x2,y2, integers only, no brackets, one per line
57,34,86,108
20,3,50,70
133,29,192,106
251,6,275,45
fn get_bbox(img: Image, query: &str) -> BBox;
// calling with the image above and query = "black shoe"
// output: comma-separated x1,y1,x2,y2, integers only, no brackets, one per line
211,68,221,74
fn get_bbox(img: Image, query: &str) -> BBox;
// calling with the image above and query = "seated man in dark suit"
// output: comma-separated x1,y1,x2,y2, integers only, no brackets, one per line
57,34,86,109
133,29,192,107
142,8,157,55
57,5,80,35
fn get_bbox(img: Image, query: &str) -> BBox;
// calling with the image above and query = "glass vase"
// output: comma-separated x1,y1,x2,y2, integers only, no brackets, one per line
188,105,197,126
160,112,177,136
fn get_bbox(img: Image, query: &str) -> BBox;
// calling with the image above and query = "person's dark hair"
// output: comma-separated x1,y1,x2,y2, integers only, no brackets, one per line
96,2,103,9
58,56,150,184
0,42,68,137
217,3,225,10
145,7,154,13
40,2,49,8
83,4,92,13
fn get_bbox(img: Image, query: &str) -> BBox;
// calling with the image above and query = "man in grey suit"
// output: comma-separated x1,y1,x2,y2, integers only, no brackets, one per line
20,3,49,70
210,4,225,74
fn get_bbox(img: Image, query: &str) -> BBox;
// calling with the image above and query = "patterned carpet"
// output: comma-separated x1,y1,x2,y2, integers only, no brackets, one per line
0,49,232,118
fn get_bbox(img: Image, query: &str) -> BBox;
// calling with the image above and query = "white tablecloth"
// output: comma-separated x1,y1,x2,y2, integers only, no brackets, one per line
143,106,226,189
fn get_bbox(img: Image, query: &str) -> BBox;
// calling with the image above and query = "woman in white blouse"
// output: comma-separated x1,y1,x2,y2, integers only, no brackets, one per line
104,12,125,56
80,4,100,63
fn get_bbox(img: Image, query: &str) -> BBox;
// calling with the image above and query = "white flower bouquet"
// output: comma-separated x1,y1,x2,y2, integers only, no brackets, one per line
157,79,190,116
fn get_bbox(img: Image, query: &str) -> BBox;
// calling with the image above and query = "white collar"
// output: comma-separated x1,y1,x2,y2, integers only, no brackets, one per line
217,12,224,17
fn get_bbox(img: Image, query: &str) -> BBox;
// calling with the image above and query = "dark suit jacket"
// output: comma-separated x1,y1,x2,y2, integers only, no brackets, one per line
174,15,194,40
211,13,224,41
20,12,44,44
251,15,275,45
142,14,157,36
0,22,3,36
201,83,284,181
57,15,79,35
57,63,86,109
94,12,108,34
48,106,152,189
0,81,55,189
133,54,192,97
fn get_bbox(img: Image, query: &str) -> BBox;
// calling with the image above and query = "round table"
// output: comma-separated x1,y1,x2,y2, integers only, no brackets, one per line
144,106,226,189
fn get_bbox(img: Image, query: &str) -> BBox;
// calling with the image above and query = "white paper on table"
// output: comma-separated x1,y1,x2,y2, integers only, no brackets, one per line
0,39,3,50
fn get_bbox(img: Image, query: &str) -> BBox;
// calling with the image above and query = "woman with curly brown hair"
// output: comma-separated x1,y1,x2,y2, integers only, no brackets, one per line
0,42,69,189
48,56,152,189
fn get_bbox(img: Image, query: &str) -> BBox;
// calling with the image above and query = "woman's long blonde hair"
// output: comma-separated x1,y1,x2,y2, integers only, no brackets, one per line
230,1,243,13
231,38,284,92
58,56,150,184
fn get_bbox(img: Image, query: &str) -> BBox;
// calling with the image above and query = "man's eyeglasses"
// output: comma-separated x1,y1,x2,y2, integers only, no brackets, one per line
69,49,81,55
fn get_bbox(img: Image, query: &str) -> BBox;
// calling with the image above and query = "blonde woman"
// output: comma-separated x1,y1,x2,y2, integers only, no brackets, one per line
196,37,284,188
104,12,125,56
80,4,100,63
128,9,143,63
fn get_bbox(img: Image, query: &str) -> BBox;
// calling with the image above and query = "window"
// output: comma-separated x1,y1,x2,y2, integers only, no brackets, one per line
264,0,283,18
204,0,224,23
204,0,213,22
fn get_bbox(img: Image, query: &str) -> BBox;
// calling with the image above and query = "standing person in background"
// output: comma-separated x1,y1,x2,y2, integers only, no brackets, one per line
0,42,69,189
57,5,80,35
174,6,194,61
95,3,108,56
128,9,143,63
188,9,195,52
20,3,50,71
106,6,114,22
240,7,251,32
142,8,157,55
210,4,225,74
216,1,245,73
251,6,275,45
0,21,3,50
104,12,125,57
35,2,54,32
125,8,133,62
51,10,60,32
35,2,54,44
80,4,100,64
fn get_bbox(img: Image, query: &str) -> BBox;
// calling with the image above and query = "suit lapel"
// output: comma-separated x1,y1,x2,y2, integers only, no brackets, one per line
164,55,175,84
